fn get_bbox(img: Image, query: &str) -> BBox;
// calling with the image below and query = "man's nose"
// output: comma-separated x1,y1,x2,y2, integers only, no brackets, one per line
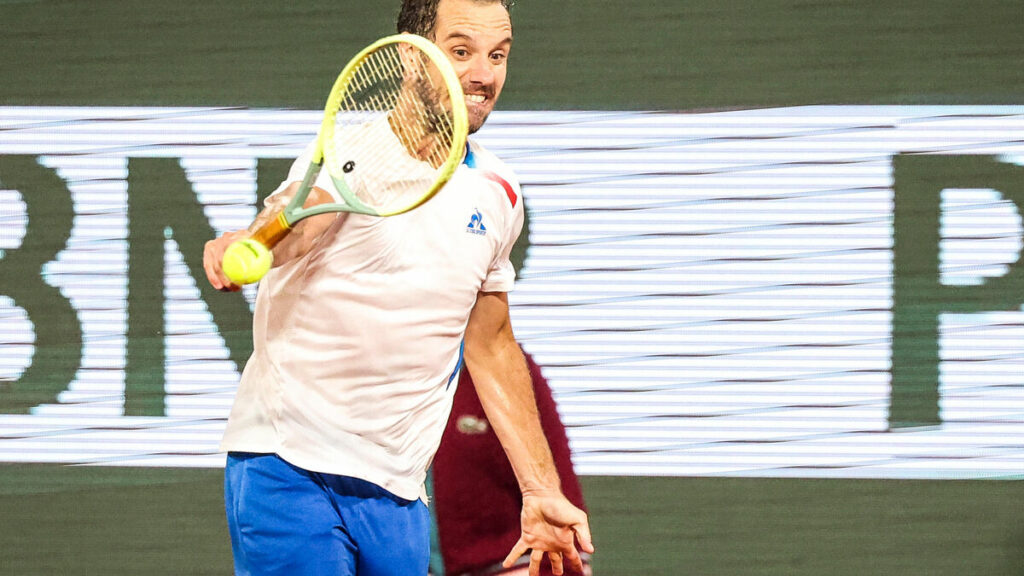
463,54,494,85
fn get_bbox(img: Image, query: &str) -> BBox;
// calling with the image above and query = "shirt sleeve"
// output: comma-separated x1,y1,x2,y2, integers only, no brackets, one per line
480,178,525,293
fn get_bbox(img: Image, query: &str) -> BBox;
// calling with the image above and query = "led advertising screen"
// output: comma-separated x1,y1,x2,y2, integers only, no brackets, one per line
1,105,1022,479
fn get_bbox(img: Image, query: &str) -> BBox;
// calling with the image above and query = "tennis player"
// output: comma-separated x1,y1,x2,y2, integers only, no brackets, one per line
202,1,593,575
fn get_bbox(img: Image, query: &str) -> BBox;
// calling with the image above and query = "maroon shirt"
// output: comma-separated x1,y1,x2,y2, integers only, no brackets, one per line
432,351,588,576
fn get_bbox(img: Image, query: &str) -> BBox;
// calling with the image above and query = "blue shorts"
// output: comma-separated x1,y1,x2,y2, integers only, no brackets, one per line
225,452,430,576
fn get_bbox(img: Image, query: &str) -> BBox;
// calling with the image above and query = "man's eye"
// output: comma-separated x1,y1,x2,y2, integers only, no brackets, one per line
453,49,469,58
490,53,507,63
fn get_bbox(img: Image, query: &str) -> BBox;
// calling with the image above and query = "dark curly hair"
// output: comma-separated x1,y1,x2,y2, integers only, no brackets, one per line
396,0,514,38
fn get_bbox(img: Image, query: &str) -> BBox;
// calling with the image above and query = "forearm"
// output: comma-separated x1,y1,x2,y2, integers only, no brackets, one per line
464,307,561,494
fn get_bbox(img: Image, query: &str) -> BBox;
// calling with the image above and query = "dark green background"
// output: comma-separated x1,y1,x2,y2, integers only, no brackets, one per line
1,1,1022,574
1,0,1022,109
2,467,1022,576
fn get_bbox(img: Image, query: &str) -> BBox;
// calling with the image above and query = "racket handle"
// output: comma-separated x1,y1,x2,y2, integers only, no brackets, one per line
249,212,292,251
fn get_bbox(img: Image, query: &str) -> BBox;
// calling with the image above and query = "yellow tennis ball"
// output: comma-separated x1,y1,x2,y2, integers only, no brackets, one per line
222,239,273,285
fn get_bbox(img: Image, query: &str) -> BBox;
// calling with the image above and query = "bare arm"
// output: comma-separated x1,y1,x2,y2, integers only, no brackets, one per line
202,183,339,291
463,291,594,576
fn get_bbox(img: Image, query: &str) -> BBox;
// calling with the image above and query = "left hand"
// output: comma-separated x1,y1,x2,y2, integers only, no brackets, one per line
502,490,594,576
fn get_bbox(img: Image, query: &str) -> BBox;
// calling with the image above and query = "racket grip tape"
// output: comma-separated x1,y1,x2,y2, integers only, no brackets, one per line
249,212,292,251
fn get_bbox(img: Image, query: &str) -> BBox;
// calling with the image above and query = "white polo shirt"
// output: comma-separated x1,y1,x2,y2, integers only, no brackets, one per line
220,131,524,501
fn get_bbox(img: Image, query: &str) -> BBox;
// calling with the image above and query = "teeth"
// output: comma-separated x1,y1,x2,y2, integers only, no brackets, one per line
466,94,486,104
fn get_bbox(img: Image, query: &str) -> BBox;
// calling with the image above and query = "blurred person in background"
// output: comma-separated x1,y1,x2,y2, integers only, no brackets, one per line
430,348,592,576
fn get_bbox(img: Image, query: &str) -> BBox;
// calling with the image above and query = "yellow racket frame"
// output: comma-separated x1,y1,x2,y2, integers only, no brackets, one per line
316,33,469,217
249,33,468,254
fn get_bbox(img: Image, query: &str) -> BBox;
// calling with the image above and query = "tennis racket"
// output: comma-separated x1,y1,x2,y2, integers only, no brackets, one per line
222,33,468,285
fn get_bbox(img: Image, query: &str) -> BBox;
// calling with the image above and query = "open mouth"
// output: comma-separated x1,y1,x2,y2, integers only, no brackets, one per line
466,94,487,105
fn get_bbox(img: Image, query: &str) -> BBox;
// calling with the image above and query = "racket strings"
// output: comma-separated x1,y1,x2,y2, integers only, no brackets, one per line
383,45,455,168
355,48,426,209
326,41,460,214
410,50,457,161
330,48,404,209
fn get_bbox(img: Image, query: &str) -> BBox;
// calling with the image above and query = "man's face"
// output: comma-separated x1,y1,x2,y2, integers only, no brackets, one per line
431,0,512,134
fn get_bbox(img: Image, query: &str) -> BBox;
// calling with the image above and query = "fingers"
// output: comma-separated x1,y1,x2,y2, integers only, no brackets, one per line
561,545,583,575
572,518,595,554
203,240,226,290
203,232,244,292
506,544,584,576
548,550,564,576
502,538,530,569
509,495,595,576
529,549,544,576
562,518,590,574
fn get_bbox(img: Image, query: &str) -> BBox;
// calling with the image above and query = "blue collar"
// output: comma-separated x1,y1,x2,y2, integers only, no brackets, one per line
462,142,477,168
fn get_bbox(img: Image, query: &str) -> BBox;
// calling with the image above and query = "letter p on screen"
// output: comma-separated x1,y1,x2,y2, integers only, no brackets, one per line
891,155,1024,429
